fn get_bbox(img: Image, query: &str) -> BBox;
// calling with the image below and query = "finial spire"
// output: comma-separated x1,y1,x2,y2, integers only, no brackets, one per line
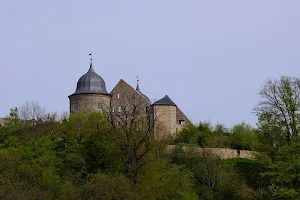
88,53,94,72
136,75,140,91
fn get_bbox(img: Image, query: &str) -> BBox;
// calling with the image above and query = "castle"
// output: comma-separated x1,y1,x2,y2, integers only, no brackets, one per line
68,59,190,138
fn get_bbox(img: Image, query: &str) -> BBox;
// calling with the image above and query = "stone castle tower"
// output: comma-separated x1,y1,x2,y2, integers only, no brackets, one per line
68,59,111,113
69,59,190,138
153,95,189,138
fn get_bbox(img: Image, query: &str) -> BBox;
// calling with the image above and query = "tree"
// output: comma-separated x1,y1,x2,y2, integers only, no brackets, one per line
254,76,300,145
97,88,159,185
211,123,228,147
254,77,300,199
4,102,59,139
170,146,249,200
261,141,300,199
230,122,257,151
19,101,47,122
173,123,199,144
197,121,213,146
82,173,133,200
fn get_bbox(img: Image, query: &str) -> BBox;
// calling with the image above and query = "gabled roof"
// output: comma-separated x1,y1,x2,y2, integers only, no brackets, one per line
110,79,151,104
152,95,176,106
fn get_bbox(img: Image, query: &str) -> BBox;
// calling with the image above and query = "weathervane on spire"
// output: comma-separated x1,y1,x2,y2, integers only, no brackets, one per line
89,52,92,61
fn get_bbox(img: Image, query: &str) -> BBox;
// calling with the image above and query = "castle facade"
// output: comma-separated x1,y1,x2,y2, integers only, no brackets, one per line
68,60,189,138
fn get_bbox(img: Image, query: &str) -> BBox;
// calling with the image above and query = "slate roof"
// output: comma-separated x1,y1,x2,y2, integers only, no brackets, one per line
71,60,108,95
152,95,176,106
136,82,151,103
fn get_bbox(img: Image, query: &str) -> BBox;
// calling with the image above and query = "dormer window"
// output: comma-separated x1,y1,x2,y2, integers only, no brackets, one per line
179,120,185,126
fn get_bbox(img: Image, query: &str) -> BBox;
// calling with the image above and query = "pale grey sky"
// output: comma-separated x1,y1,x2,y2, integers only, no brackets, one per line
1,1,300,127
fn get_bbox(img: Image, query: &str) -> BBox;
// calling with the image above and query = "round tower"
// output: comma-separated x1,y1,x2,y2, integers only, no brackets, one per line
152,95,177,138
68,59,111,113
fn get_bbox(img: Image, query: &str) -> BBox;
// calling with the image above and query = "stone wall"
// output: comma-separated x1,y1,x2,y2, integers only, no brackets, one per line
176,107,190,125
110,79,151,125
69,94,111,113
110,79,150,113
166,145,255,160
0,118,5,127
153,105,177,138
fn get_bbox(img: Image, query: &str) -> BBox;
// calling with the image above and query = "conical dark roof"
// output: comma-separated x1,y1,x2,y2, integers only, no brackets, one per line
73,60,108,95
153,95,176,106
136,80,151,103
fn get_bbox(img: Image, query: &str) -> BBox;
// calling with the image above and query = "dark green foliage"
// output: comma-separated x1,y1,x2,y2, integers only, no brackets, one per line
261,141,300,199
253,76,300,199
0,110,198,199
170,146,258,200
2,77,300,200
173,121,259,151
173,123,199,144
173,121,213,146
230,122,258,151
233,158,265,188
197,121,212,146
255,76,300,144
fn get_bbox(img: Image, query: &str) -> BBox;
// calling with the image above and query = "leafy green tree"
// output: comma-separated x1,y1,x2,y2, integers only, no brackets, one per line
136,161,198,200
230,122,257,150
82,172,133,200
233,158,269,199
254,76,300,144
261,141,300,199
197,121,213,146
212,123,229,147
170,146,253,200
203,123,231,148
173,123,199,144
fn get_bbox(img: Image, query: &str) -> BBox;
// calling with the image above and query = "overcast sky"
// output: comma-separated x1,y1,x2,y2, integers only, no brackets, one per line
1,1,300,127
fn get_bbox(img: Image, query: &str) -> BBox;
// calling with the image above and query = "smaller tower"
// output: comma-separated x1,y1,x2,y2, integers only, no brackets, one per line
152,95,177,138
68,58,111,113
135,76,151,103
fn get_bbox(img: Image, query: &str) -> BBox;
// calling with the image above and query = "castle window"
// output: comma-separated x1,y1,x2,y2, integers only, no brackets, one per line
179,120,185,126
117,107,122,112
146,106,149,112
117,94,120,99
71,104,75,111
112,107,115,112
97,103,101,110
